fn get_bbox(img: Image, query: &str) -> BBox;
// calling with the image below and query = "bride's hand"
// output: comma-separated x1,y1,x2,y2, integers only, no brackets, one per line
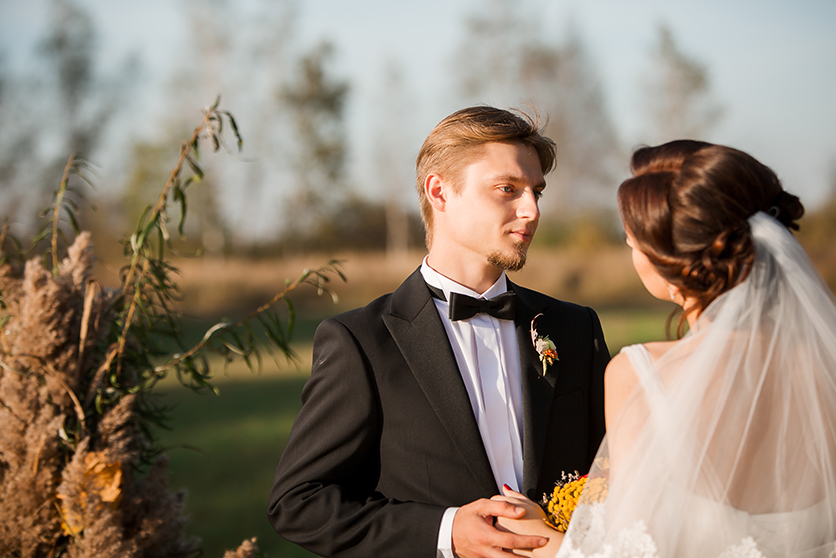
493,485,548,521
492,485,564,557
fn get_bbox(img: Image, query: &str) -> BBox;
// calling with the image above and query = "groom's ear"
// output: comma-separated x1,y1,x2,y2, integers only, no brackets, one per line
425,173,448,212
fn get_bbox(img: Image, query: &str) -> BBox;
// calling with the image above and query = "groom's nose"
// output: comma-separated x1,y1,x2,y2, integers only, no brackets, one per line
517,190,540,221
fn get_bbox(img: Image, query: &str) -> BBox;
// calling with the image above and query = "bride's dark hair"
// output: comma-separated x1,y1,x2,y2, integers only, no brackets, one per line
618,140,804,334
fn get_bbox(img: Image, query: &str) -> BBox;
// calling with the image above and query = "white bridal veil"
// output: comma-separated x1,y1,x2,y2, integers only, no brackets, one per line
559,212,836,558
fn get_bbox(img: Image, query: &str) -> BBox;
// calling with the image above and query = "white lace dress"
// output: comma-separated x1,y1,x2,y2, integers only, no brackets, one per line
554,344,836,558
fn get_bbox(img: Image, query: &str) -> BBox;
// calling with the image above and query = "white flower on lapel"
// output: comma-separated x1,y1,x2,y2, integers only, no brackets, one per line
530,313,558,377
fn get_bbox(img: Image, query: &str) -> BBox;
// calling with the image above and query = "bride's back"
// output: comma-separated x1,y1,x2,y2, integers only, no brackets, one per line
690,328,836,514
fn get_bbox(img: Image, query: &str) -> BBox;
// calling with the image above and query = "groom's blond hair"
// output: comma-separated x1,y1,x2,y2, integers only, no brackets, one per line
415,106,556,247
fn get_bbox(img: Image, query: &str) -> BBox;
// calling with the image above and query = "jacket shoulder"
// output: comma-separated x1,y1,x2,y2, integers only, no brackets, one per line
513,283,599,321
320,267,428,333
320,291,394,333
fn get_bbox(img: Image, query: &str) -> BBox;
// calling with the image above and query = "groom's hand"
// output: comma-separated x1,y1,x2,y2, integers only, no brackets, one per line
451,498,549,558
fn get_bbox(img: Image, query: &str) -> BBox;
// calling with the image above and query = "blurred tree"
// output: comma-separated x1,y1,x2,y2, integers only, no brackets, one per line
521,25,623,209
41,0,97,153
280,41,350,250
374,61,415,258
122,141,176,227
451,1,623,213
454,0,527,103
642,23,723,143
797,160,836,290
131,0,297,254
0,55,36,218
229,0,298,248
0,0,135,234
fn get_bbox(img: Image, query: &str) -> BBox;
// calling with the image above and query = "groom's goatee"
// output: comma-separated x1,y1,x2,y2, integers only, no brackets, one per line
488,245,528,272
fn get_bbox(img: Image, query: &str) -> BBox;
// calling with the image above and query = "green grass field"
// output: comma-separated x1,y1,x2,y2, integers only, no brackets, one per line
153,307,670,557
155,372,315,558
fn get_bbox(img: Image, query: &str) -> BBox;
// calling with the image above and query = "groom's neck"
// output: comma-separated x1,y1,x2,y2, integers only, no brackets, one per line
426,248,502,295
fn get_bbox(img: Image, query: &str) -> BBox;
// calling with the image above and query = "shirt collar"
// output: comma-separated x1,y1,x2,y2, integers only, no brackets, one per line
420,255,508,302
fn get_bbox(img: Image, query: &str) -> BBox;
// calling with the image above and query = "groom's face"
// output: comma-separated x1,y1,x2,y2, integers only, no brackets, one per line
443,141,545,271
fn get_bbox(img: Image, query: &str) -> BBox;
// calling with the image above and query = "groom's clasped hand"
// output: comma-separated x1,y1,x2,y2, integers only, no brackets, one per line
450,497,548,558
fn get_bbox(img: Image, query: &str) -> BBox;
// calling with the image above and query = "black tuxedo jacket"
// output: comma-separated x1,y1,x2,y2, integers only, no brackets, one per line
268,268,608,557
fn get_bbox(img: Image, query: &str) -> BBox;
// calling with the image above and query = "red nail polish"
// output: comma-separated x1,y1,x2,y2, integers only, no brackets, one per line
503,484,512,491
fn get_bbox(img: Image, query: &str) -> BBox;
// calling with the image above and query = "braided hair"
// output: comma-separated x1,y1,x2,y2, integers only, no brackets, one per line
618,140,804,336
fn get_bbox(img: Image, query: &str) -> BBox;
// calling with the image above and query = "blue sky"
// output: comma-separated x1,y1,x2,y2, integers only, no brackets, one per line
2,0,836,213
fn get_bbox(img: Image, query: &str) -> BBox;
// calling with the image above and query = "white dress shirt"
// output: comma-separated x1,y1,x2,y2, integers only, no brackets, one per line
421,258,525,558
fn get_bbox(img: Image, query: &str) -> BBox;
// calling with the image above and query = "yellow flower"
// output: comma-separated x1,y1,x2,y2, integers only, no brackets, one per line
541,469,609,533
541,472,586,532
579,476,608,505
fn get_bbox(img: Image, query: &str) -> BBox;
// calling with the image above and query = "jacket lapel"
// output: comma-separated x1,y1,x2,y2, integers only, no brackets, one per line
382,269,497,495
509,281,557,495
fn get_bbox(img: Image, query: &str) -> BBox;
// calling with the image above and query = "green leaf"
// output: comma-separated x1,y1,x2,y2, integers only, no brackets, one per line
61,197,78,211
285,297,296,339
186,155,204,181
221,111,244,150
220,337,247,356
31,225,50,245
157,225,166,259
64,185,84,199
173,186,188,238
95,391,104,415
66,207,80,233
136,204,153,231
136,214,159,250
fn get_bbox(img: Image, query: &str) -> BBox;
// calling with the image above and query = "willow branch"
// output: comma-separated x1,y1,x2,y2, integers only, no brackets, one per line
155,264,333,373
115,258,149,379
122,108,216,289
52,154,76,272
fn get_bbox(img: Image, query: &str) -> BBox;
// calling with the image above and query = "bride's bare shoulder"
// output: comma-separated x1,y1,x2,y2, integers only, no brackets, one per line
604,341,676,427
604,352,637,428
605,347,647,390
642,340,679,361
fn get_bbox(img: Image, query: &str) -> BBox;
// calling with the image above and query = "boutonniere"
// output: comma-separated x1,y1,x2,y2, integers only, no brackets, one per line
530,313,558,377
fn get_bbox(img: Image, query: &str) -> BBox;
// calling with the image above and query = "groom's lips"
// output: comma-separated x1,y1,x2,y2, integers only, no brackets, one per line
511,229,535,242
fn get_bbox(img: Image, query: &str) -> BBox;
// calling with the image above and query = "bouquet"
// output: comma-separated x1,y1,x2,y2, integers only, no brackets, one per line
541,460,609,532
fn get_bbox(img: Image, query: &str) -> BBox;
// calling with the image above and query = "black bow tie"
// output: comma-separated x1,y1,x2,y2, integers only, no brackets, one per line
448,291,517,321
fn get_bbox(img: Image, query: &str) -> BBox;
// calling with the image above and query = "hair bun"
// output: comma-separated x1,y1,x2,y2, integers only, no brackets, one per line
767,191,804,230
